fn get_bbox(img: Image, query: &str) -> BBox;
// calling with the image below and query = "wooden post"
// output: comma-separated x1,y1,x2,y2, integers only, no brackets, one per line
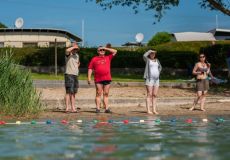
55,38,57,76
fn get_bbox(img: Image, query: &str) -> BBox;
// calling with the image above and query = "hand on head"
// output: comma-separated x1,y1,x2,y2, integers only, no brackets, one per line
106,43,111,48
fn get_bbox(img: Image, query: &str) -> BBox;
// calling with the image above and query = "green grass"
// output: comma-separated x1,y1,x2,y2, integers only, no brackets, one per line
31,73,192,82
31,73,144,82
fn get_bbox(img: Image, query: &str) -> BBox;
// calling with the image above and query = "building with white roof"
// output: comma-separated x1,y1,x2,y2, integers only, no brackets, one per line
172,32,216,42
0,28,81,48
172,28,230,42
208,28,230,40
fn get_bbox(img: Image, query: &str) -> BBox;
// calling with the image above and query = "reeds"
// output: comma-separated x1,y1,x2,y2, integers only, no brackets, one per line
0,49,41,116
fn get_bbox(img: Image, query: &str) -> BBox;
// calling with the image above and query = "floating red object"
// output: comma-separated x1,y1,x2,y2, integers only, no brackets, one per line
0,121,6,125
61,120,68,124
186,119,193,123
123,120,129,124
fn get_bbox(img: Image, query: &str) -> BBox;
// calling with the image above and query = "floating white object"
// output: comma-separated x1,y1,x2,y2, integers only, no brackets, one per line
202,119,208,122
139,120,145,123
135,33,144,43
16,121,21,124
77,120,83,123
15,17,24,29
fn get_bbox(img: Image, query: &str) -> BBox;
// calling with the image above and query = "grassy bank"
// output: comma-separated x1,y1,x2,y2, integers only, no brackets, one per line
0,53,41,117
31,73,190,82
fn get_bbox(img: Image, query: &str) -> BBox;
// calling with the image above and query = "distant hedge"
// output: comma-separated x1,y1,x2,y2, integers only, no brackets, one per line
0,41,229,69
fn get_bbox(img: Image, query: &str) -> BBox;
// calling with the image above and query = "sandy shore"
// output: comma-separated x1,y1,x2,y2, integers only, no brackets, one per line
38,86,230,100
36,86,230,119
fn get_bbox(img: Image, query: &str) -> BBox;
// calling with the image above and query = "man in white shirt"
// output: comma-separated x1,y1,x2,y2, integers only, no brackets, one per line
64,42,80,113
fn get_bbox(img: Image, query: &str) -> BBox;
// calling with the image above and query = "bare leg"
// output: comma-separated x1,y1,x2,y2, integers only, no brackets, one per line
152,86,159,114
70,94,76,112
200,91,207,111
95,83,103,110
146,86,153,114
189,91,202,110
103,84,110,110
65,93,71,112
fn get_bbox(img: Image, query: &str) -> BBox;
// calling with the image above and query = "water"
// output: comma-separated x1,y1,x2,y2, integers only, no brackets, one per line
0,115,229,160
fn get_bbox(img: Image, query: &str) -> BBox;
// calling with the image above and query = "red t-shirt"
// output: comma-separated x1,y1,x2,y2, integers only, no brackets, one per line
88,53,114,82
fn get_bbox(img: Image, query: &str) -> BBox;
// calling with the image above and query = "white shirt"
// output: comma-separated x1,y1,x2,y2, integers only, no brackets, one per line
65,54,79,75
149,60,159,80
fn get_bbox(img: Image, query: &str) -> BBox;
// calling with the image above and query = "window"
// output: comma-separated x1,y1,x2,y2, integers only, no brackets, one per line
49,42,66,48
23,42,38,47
0,42,4,48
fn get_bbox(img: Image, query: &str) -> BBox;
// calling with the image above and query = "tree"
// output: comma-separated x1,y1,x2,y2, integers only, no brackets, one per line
0,22,7,28
147,32,171,46
89,0,230,22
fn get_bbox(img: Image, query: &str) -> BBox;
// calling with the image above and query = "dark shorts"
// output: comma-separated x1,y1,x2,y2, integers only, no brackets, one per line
95,80,111,85
196,79,209,91
64,74,79,94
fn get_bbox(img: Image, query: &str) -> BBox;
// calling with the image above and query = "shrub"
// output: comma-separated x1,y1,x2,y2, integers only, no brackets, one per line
0,41,229,69
0,50,41,116
147,32,171,46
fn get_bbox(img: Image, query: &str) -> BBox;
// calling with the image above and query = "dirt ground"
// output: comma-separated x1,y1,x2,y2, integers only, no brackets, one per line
36,86,230,120
38,86,230,100
37,102,230,121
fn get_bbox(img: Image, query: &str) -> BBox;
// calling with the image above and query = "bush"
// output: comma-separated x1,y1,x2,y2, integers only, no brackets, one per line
0,50,41,116
201,44,230,68
147,32,171,46
0,41,229,69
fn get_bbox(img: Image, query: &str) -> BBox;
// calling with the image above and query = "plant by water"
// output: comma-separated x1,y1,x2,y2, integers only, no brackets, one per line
0,49,41,116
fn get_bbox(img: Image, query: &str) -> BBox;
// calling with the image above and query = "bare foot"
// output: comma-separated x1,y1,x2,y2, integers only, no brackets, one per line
189,107,195,111
153,111,159,115
200,108,206,111
147,111,153,114
71,110,77,113
65,108,70,112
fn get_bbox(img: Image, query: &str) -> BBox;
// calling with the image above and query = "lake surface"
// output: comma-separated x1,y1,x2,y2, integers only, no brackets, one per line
0,115,229,160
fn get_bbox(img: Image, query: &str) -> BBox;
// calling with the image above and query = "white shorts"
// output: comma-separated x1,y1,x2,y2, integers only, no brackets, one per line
145,79,159,87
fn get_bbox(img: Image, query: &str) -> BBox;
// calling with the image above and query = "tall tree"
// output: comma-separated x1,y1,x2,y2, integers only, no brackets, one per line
0,22,7,28
89,0,230,22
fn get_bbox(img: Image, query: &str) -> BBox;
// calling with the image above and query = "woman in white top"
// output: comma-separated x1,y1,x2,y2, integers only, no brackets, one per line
143,50,162,114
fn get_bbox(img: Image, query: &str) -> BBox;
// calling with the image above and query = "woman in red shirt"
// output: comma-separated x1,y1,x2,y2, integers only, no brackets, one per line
88,45,117,113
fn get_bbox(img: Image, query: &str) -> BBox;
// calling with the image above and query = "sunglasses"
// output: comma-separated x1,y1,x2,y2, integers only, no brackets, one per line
98,49,105,52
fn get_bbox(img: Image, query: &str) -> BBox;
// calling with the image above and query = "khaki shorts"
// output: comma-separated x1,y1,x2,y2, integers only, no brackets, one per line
196,79,209,91
145,78,159,87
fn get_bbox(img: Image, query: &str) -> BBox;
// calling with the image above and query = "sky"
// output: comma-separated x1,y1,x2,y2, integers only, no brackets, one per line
1,0,230,47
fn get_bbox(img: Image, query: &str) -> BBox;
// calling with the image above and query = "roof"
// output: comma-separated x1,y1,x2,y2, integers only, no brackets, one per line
208,28,230,36
122,42,144,46
0,28,82,42
172,32,216,41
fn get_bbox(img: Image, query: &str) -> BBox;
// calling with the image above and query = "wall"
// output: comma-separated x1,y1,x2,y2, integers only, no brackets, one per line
0,32,71,48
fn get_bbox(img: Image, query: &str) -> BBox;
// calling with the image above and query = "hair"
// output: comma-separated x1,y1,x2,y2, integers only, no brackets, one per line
148,51,157,59
199,53,210,66
97,46,103,50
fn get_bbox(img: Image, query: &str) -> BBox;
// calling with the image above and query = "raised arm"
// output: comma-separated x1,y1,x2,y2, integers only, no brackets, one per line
104,47,117,56
143,50,154,62
66,44,79,56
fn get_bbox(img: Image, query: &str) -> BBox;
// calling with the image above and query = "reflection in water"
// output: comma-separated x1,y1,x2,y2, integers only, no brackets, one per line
92,116,118,157
0,115,229,160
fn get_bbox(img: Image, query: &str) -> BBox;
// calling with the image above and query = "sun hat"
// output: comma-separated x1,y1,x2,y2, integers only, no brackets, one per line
149,50,157,53
67,43,79,52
